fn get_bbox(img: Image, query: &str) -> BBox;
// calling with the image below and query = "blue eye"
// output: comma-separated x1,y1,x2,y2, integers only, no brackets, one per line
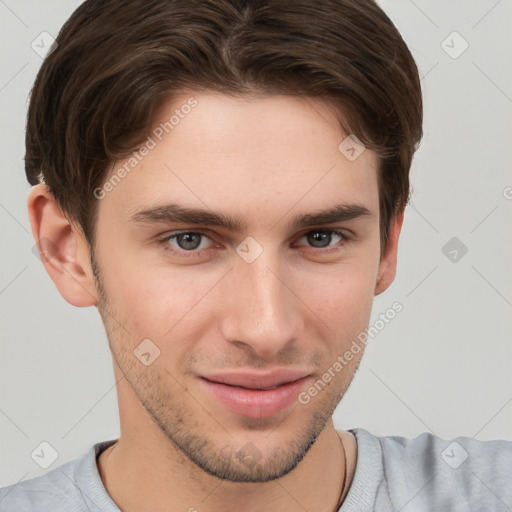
162,231,213,252
296,229,349,249
158,228,350,257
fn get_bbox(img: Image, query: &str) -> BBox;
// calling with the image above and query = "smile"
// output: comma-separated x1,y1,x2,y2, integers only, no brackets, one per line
198,372,311,418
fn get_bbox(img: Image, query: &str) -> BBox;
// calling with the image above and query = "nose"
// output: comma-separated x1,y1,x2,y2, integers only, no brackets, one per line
219,246,304,359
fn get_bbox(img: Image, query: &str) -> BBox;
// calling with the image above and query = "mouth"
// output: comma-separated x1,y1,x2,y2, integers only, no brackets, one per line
198,370,311,418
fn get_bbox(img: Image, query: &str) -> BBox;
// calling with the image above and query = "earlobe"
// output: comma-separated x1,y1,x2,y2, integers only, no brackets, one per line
374,211,404,296
28,184,98,307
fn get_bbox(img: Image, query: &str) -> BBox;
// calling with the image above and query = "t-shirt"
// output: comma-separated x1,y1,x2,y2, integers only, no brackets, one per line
1,428,511,511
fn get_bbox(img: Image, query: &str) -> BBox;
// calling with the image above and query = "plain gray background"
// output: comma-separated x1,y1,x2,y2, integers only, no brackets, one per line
1,0,511,487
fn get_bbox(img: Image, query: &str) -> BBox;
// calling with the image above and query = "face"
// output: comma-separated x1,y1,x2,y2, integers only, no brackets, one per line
91,91,385,482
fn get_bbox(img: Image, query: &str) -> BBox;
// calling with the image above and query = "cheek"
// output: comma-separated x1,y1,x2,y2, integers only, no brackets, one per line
102,258,222,347
297,259,378,328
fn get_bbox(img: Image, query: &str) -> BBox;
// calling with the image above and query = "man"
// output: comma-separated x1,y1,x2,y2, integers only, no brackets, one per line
1,0,510,511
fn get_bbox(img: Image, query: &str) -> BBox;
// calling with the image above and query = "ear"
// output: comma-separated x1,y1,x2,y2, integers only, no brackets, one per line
374,210,404,296
28,184,98,307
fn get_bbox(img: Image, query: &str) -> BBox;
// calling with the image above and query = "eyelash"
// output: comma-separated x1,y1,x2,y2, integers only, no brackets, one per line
156,229,351,258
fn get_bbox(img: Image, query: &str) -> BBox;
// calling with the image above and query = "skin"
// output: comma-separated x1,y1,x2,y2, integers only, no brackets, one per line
28,91,403,512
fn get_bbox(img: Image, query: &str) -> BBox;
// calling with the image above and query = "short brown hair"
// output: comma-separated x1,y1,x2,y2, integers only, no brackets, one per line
25,0,422,254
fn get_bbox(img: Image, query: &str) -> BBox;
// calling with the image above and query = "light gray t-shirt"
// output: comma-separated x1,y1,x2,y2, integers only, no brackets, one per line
1,428,511,511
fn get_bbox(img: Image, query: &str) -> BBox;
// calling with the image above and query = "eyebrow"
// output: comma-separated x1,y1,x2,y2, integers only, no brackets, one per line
129,202,373,231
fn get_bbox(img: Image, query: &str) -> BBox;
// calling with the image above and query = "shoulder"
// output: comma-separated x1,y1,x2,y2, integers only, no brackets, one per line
0,458,84,511
351,428,512,510
0,441,117,512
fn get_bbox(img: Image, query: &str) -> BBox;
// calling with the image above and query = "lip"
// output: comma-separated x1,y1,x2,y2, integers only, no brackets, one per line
198,370,311,418
200,369,311,389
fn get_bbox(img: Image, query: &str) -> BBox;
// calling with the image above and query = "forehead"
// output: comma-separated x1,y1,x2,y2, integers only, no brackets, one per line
100,91,380,228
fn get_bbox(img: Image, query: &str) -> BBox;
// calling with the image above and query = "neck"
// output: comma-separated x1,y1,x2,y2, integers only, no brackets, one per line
97,422,356,512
